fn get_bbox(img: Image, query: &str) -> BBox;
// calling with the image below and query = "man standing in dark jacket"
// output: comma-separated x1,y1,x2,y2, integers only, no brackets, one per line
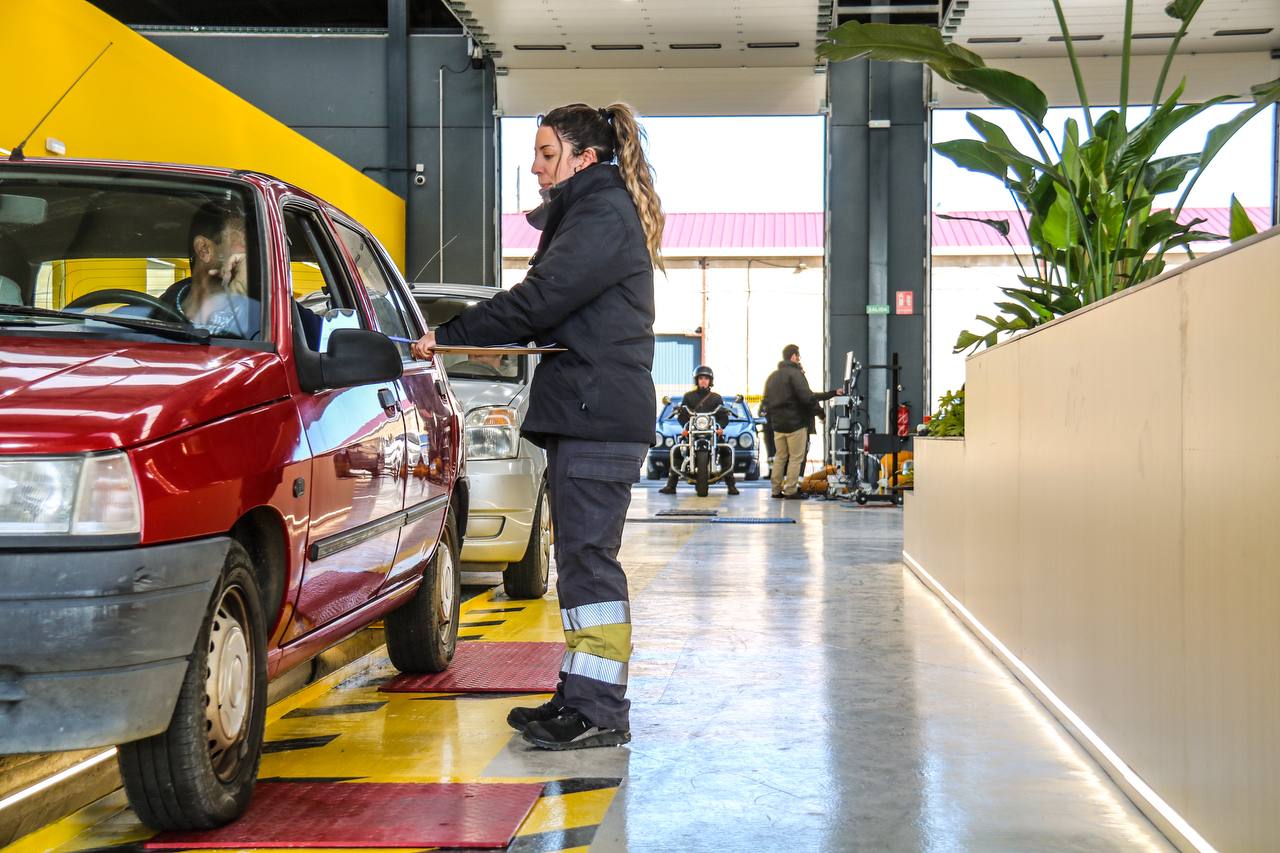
660,365,739,495
762,344,839,499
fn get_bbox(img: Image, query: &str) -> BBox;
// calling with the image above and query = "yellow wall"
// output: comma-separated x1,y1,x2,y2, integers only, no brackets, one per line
0,0,405,268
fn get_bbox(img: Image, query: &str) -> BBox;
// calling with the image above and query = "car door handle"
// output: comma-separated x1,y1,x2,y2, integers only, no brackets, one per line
434,378,447,399
378,387,398,417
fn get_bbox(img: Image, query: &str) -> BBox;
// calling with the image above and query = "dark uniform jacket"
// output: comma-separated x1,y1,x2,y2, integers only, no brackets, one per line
762,360,835,434
434,164,656,448
675,388,729,429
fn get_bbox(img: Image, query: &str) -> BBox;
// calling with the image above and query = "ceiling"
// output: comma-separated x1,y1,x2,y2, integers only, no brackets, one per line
449,0,945,114
943,0,1280,58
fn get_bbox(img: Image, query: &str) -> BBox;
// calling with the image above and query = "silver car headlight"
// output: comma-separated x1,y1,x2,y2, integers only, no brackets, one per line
654,431,663,446
0,452,141,536
664,436,676,447
737,433,753,449
465,406,520,460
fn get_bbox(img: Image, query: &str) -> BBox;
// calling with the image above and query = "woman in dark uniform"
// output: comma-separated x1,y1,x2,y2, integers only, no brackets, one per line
411,103,663,750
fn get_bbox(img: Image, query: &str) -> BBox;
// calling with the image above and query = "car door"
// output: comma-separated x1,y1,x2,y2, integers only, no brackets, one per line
332,217,453,591
281,203,408,639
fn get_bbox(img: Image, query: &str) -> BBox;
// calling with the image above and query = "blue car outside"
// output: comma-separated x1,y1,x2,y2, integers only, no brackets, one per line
646,397,761,481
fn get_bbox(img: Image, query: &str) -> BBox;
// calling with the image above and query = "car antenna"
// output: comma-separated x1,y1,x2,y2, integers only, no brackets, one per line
410,234,459,284
8,42,113,162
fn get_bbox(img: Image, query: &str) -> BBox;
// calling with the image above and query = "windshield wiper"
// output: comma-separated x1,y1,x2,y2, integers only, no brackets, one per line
0,305,211,344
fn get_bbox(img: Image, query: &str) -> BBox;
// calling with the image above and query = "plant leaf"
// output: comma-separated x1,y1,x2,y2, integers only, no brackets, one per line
948,67,1050,129
1229,194,1259,242
1196,78,1280,175
818,21,984,76
938,212,1012,237
933,139,1011,181
966,113,1033,184
1163,0,1204,22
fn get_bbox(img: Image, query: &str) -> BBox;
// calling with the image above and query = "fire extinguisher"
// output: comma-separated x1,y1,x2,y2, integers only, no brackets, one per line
896,404,910,437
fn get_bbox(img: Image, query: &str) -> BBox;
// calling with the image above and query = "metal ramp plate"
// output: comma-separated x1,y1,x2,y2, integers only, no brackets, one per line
144,781,543,849
709,517,797,524
655,509,720,517
379,641,562,694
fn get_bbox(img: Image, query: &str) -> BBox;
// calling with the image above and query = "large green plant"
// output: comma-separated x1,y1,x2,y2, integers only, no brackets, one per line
819,1,1279,353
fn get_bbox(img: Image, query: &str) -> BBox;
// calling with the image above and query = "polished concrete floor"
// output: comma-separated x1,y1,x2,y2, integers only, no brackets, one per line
14,483,1171,852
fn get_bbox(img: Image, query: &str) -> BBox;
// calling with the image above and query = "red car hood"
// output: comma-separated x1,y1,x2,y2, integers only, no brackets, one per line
0,339,290,453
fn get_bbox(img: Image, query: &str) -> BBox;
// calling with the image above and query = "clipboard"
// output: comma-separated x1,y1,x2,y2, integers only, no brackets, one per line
385,336,564,355
434,345,566,355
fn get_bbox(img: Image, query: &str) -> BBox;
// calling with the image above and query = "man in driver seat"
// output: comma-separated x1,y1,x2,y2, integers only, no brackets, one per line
659,364,739,496
157,198,260,339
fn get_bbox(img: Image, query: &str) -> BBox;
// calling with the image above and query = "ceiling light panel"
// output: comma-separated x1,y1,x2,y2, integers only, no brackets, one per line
461,0,822,69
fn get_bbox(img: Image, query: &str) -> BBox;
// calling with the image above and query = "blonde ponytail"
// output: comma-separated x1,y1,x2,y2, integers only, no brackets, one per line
606,103,666,272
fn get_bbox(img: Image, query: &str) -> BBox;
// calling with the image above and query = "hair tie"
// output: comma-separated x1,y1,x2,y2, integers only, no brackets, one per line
598,106,613,123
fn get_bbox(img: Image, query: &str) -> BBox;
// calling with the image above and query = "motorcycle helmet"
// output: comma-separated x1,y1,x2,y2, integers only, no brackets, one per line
693,364,714,386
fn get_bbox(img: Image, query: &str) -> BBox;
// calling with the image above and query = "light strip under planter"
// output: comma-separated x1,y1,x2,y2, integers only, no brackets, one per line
901,551,1216,853
0,748,116,814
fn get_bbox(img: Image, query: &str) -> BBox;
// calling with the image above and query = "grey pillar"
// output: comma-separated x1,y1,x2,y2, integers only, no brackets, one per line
826,59,929,431
387,0,410,201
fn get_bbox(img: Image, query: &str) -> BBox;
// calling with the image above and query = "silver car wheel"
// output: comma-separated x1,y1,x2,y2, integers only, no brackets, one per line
437,545,456,630
537,495,552,584
204,584,253,782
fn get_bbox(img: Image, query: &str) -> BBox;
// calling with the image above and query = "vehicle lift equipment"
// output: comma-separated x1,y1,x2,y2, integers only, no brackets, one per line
827,351,912,506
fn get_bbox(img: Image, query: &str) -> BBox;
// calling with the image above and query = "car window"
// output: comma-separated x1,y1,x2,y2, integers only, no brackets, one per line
334,222,418,361
0,170,265,345
415,293,527,383
282,207,365,353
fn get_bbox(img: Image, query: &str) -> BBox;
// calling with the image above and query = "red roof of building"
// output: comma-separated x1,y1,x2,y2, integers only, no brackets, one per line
500,208,1271,252
502,211,824,251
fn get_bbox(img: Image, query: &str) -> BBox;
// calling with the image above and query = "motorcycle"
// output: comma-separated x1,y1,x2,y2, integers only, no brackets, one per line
669,403,736,497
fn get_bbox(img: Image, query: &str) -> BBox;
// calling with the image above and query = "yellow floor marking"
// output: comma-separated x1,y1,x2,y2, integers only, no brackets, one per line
11,497,717,851
516,787,618,834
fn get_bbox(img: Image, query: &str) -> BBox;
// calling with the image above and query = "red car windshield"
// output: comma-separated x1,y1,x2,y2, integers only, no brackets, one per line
0,168,264,345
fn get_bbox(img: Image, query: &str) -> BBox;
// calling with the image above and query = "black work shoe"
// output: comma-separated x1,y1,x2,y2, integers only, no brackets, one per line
522,710,631,751
784,492,808,500
507,699,564,733
658,486,676,494
726,486,740,495
770,491,784,499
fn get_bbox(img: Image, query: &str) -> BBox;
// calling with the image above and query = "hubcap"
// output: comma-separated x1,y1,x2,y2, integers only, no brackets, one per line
437,546,455,628
538,499,552,583
204,585,253,781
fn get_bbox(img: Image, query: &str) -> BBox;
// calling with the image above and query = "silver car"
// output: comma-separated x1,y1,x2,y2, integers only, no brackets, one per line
412,283,551,599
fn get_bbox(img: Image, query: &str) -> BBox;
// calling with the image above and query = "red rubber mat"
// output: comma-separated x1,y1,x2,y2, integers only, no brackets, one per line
144,781,543,849
379,641,563,693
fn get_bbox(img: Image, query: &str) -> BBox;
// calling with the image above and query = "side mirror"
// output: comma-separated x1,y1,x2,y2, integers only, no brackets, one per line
662,395,671,405
321,328,403,389
735,394,744,403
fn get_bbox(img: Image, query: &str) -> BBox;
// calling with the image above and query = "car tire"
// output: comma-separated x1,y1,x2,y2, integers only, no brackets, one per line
744,462,761,481
386,508,461,673
646,465,664,481
118,541,267,831
503,484,551,599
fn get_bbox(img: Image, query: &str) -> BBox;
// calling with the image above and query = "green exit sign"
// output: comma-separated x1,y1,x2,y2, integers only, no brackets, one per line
866,304,890,315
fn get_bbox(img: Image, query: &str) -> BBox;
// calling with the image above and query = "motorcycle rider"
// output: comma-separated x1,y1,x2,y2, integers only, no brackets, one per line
659,365,739,495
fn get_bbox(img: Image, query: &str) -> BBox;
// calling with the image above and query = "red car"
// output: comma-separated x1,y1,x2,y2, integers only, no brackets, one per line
0,159,467,830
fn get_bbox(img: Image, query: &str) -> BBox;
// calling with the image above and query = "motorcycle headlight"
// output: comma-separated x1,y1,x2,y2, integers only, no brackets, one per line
664,436,675,447
465,406,520,461
693,414,712,431
737,433,753,449
0,452,141,536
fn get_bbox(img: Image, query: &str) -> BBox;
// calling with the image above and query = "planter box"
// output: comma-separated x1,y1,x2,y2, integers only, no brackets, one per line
905,225,1280,853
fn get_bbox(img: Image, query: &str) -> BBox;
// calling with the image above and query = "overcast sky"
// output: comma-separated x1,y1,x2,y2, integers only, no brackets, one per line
500,105,1275,215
